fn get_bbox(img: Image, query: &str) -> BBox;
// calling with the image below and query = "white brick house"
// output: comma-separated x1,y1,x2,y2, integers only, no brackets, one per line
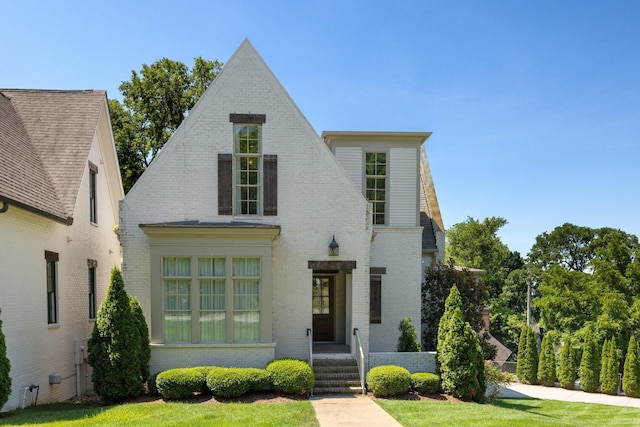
119,40,444,375
0,89,124,410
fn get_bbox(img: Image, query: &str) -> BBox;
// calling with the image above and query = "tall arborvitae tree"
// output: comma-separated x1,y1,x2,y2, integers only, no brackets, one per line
436,285,463,373
0,308,11,410
438,306,485,401
600,337,619,395
579,328,600,392
558,337,576,389
130,296,151,384
538,333,557,386
397,317,421,352
622,335,640,397
516,325,538,384
88,268,145,402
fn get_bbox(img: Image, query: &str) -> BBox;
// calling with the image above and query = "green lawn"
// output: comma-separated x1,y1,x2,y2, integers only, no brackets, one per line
0,401,319,427
377,398,640,427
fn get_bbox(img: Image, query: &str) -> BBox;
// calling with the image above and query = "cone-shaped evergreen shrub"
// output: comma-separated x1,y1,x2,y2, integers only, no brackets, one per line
397,317,421,352
130,296,150,384
600,337,619,395
579,328,600,393
88,268,145,402
0,308,11,411
558,338,576,390
438,306,485,400
538,333,557,387
622,335,640,397
516,325,538,384
436,285,463,373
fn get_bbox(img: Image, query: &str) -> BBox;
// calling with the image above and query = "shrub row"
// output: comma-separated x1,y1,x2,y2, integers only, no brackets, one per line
366,365,441,397
154,358,313,400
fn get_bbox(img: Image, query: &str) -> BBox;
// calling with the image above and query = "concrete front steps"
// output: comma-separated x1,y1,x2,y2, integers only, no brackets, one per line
313,355,364,395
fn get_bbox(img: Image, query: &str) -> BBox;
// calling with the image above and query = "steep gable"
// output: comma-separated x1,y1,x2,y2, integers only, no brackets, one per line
1,89,107,220
0,89,109,223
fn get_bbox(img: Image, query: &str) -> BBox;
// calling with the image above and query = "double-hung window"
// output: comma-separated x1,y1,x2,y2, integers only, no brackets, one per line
163,257,192,342
89,161,98,223
45,251,59,324
365,152,387,225
232,258,260,341
88,259,97,319
234,124,262,215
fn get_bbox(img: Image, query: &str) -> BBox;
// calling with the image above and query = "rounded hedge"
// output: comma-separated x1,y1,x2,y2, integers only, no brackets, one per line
206,367,251,398
266,358,314,395
410,372,439,395
366,365,411,397
156,368,207,400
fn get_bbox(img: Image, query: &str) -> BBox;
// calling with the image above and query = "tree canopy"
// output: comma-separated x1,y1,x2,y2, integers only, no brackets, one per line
110,57,223,192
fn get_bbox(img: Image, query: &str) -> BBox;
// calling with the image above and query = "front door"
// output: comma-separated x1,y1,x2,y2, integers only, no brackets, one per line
312,276,334,341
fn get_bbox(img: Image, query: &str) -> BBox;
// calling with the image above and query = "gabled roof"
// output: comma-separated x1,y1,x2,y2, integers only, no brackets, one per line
0,89,108,224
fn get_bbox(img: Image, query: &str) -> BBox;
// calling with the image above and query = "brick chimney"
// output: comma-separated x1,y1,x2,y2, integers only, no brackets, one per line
482,307,490,332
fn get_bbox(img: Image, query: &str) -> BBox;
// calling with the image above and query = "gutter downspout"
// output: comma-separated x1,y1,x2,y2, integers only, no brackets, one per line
0,202,8,214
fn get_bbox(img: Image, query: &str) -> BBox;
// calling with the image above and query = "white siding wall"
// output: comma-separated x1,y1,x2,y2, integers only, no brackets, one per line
120,42,372,373
389,147,419,227
334,146,363,191
0,135,121,411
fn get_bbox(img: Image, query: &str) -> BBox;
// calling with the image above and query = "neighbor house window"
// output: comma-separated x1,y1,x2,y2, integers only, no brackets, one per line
45,251,59,324
234,124,262,215
88,259,97,319
161,256,261,343
89,161,98,223
365,152,386,225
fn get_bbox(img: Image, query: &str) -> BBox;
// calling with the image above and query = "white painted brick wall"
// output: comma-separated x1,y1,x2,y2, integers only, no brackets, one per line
0,134,122,411
368,351,436,373
120,41,372,374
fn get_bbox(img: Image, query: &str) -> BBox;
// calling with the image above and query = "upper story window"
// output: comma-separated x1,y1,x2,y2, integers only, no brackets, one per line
88,259,97,319
365,152,387,225
234,124,262,215
218,114,277,217
89,161,98,224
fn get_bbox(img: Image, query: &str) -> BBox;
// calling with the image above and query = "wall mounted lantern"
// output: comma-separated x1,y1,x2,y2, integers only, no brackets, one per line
329,235,339,256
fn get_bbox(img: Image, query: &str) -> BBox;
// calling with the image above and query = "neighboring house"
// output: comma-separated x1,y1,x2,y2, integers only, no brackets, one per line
119,39,444,376
0,89,123,410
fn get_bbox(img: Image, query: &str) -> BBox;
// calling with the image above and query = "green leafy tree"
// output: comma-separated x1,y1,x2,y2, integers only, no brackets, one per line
397,317,421,352
528,223,596,272
558,337,576,390
516,325,538,384
130,296,150,384
423,263,495,359
579,328,600,392
0,308,11,410
110,56,223,192
599,337,619,395
445,216,511,298
438,304,485,401
622,335,640,397
538,332,557,386
88,268,145,402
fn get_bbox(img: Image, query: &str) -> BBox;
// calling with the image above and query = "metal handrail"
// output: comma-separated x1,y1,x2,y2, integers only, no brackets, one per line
353,328,366,394
307,328,313,368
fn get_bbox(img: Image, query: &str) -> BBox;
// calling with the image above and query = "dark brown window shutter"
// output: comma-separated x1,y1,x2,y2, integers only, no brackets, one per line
370,275,382,323
263,154,277,216
218,153,233,215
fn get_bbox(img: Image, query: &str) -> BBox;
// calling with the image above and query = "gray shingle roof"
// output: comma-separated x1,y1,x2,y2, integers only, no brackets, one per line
0,89,107,223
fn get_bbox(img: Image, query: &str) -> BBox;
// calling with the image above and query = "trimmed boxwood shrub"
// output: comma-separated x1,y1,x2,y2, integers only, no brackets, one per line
244,367,271,392
410,372,439,395
366,365,411,397
156,368,207,400
266,358,314,395
206,367,251,398
147,372,160,395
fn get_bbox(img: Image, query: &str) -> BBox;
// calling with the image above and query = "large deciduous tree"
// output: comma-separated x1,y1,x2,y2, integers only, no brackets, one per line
110,57,223,192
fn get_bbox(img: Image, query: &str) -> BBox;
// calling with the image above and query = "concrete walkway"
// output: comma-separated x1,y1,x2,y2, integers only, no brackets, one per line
499,383,640,408
311,394,401,427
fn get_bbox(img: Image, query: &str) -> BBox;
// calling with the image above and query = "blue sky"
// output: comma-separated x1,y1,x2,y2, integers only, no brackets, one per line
2,1,638,255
